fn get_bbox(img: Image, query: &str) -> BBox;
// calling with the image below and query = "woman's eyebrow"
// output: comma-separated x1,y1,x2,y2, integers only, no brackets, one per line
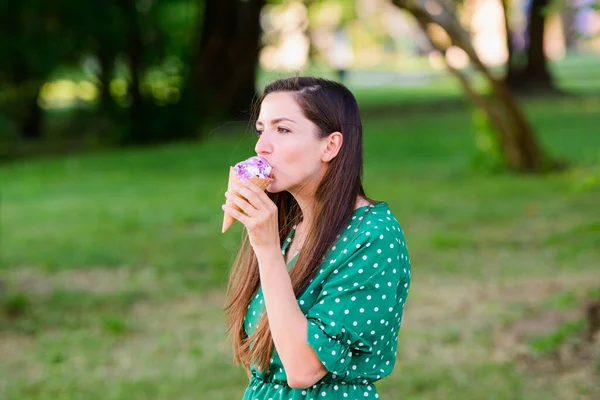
256,117,297,126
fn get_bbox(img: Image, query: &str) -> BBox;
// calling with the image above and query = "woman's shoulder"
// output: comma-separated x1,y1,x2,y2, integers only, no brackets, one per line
332,201,407,254
354,201,405,237
322,201,410,279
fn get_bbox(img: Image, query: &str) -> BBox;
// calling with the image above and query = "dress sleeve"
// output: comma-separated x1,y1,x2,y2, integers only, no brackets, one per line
304,228,411,378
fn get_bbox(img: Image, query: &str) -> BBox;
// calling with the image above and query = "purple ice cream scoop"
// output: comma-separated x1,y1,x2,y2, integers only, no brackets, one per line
233,156,272,180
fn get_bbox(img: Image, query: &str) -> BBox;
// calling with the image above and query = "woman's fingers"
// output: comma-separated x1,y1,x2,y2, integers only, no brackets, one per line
230,181,268,210
225,191,257,216
222,204,250,226
223,178,279,248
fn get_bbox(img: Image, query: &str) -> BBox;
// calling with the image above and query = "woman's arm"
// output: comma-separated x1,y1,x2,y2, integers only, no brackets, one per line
223,179,328,388
254,247,329,389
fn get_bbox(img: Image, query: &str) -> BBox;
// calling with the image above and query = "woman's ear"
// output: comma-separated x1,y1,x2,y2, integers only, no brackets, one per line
322,132,343,162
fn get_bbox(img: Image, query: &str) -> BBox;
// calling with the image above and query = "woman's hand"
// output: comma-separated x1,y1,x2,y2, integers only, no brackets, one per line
222,179,279,252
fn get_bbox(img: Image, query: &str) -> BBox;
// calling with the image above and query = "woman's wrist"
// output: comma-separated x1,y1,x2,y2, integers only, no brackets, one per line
254,245,284,267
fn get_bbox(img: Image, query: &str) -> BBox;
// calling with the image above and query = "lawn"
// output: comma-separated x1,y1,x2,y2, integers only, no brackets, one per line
1,71,600,398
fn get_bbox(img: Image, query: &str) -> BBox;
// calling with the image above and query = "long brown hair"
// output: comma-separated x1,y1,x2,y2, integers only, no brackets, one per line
223,77,374,375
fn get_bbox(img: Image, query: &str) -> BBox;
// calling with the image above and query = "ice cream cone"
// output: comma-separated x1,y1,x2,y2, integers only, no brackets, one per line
222,167,274,233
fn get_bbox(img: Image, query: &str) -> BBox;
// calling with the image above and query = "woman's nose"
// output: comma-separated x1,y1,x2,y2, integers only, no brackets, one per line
254,133,272,155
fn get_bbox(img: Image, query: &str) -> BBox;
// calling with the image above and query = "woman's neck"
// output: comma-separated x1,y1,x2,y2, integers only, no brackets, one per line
294,195,370,233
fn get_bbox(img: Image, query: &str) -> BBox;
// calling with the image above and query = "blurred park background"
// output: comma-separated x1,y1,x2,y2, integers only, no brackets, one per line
1,0,600,399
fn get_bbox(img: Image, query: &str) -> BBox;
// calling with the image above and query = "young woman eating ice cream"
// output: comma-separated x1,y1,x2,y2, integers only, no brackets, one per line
222,77,411,399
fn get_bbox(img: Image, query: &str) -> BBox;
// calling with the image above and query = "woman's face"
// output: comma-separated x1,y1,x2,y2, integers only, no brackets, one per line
255,91,332,195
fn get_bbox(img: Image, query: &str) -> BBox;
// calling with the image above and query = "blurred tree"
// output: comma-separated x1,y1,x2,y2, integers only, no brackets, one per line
105,0,198,144
76,2,127,115
185,0,265,125
0,0,87,140
116,0,148,143
0,0,265,150
304,0,357,65
502,0,557,94
392,0,562,172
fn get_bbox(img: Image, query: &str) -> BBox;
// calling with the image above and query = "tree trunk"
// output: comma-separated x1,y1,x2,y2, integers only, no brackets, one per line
586,301,600,342
116,0,146,144
20,86,43,140
126,6,144,142
8,54,45,140
505,0,557,94
188,0,265,123
502,0,520,85
11,61,44,140
98,48,115,114
392,0,561,172
523,0,554,90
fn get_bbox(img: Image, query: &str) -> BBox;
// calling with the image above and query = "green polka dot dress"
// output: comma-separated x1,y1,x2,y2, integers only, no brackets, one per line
242,202,411,399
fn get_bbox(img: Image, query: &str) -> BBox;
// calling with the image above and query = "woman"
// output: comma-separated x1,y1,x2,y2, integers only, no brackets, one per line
222,77,411,399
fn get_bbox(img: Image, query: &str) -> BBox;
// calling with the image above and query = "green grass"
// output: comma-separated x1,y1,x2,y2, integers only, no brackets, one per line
2,69,600,399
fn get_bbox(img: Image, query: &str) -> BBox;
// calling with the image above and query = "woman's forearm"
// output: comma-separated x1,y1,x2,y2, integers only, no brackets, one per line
254,247,327,387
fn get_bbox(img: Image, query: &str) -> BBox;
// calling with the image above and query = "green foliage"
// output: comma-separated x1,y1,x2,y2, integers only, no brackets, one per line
526,285,600,358
527,318,586,355
101,315,130,335
0,0,201,144
574,162,600,192
544,220,600,259
542,290,579,310
549,0,598,13
0,114,19,160
50,352,67,365
470,108,506,172
587,286,600,302
0,290,31,318
0,0,84,81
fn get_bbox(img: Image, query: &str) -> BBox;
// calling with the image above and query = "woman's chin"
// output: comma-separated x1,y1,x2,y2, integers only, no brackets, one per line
266,181,284,194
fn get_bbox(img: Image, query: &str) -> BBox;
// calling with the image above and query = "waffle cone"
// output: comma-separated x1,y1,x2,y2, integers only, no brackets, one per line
222,167,274,233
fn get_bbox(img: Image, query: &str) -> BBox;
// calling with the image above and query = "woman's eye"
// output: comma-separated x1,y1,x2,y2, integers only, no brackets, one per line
277,126,290,133
255,129,263,137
